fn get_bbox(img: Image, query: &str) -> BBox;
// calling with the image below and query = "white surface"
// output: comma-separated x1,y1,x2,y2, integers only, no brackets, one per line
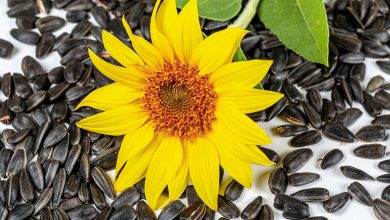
0,1,389,220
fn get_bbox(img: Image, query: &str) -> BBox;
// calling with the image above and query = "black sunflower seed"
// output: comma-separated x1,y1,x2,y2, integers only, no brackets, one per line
34,187,53,215
355,125,387,142
320,149,344,169
0,39,14,58
63,171,81,199
321,99,336,122
36,32,55,58
279,105,307,126
323,192,351,213
66,204,98,220
283,148,313,173
19,169,35,203
43,123,68,147
91,167,115,199
217,195,240,219
258,204,274,220
268,168,287,194
367,75,385,92
373,198,390,220
382,185,390,201
158,200,186,220
112,186,140,209
90,183,107,210
27,161,44,191
348,181,372,206
340,166,374,180
10,28,40,45
273,193,309,211
322,122,355,143
353,143,386,159
288,172,320,186
7,203,34,220
290,187,329,202
363,91,383,117
258,146,280,163
6,148,26,177
290,130,322,147
241,196,262,220
335,108,362,126
0,148,13,178
35,16,65,33
59,197,83,211
282,202,310,220
78,182,91,204
15,15,38,29
377,174,390,183
52,168,66,207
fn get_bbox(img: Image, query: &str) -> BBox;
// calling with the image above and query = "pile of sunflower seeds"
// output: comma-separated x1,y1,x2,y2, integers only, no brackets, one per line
1,0,390,219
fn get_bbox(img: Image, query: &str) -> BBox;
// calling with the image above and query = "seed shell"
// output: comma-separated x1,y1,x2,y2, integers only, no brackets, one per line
323,192,351,213
288,172,320,186
353,144,386,159
282,148,313,173
348,181,373,206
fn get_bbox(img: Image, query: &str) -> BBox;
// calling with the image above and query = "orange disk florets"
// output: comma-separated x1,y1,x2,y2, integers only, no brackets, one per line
143,61,218,140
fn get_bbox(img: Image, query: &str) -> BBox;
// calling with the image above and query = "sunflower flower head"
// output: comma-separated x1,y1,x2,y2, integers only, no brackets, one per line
76,0,283,211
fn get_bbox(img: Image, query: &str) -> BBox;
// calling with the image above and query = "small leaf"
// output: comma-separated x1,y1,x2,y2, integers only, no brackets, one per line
177,0,242,21
233,46,247,62
258,0,329,66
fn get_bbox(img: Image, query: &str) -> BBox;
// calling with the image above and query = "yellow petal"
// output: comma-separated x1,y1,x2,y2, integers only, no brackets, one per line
115,122,155,181
216,102,272,145
156,0,179,51
188,137,219,210
175,0,203,63
76,104,148,136
101,30,144,66
122,16,164,70
210,60,273,88
76,82,144,111
114,136,161,192
208,118,274,165
168,144,189,201
145,137,183,209
88,49,146,89
191,27,248,75
150,0,174,62
209,135,252,188
218,89,284,114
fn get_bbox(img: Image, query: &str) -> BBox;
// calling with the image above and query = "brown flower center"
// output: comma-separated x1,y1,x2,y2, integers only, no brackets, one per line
143,61,218,140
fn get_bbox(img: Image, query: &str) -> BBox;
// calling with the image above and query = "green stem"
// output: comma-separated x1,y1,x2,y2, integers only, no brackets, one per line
229,0,261,29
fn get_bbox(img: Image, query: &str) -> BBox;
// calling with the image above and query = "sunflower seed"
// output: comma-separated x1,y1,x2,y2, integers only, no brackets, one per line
6,148,26,177
158,200,185,220
91,167,115,199
110,205,137,220
10,28,40,45
373,198,390,220
348,181,372,206
7,203,34,220
287,62,317,84
241,196,262,220
184,185,201,206
71,20,92,38
382,185,390,201
290,130,322,147
7,96,25,113
279,105,307,126
43,159,59,188
282,202,310,220
288,172,320,186
322,122,355,142
34,187,53,215
40,207,53,220
37,146,53,165
283,148,313,173
332,85,346,111
377,61,390,74
19,168,35,203
77,182,90,204
64,144,80,175
7,128,29,144
258,204,273,220
89,183,106,210
283,82,302,104
1,73,13,98
340,165,374,180
353,143,386,159
0,149,12,178
31,107,51,126
58,197,82,211
36,32,55,58
137,200,156,220
47,82,70,102
52,207,68,220
52,134,69,165
321,99,336,122
16,15,38,29
112,186,140,209
91,136,113,155
367,75,385,92
377,174,390,183
178,201,206,220
217,195,240,219
5,175,19,209
52,168,66,207
27,161,44,191
65,61,83,83
66,10,89,23
322,192,351,213
335,108,362,126
320,148,343,169
375,89,390,109
258,146,279,163
266,97,288,121
91,147,118,170
51,100,68,122
25,90,47,112
290,187,329,202
43,123,67,147
379,159,390,173
66,204,98,220
273,193,309,211
356,125,387,142
268,168,287,194
0,39,14,58
225,179,244,201
305,89,322,113
63,171,81,199
364,91,383,117
36,16,65,33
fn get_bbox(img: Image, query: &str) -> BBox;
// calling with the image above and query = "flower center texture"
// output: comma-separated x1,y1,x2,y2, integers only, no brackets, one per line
143,61,218,140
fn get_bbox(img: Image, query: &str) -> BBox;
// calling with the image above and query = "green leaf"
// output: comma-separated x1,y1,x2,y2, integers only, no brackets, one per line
233,46,247,62
258,0,329,66
176,0,242,21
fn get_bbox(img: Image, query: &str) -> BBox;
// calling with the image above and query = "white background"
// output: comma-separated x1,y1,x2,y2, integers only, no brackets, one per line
0,1,389,219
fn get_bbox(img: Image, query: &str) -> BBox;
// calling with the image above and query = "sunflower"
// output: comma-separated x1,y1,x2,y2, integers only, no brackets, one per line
76,0,283,210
